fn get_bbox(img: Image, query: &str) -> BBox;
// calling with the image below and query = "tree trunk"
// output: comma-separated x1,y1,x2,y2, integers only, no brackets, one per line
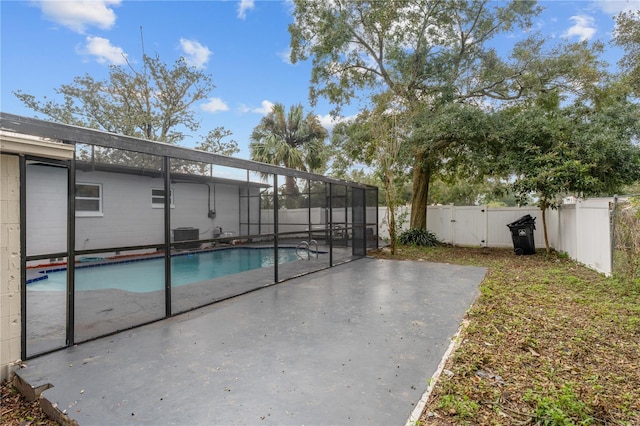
410,153,432,230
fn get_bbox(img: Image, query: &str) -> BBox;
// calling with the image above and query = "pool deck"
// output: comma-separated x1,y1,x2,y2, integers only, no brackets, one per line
24,244,358,355
15,257,486,425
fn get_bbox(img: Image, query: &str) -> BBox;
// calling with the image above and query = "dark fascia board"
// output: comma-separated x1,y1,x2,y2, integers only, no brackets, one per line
1,112,374,190
74,160,270,188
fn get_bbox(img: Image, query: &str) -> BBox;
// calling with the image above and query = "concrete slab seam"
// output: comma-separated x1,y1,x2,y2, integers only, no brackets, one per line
404,317,471,426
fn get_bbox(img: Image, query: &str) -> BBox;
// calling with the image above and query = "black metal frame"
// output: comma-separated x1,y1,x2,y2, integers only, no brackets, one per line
3,112,379,360
2,113,370,188
67,155,76,346
19,155,27,358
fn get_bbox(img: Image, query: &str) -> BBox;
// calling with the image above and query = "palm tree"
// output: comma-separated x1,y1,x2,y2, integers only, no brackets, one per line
250,103,328,198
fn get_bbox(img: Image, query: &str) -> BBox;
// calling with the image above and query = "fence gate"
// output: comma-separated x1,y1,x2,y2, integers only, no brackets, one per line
450,206,488,247
426,205,487,247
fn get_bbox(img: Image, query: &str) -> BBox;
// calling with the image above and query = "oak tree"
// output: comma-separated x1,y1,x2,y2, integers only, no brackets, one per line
290,0,601,229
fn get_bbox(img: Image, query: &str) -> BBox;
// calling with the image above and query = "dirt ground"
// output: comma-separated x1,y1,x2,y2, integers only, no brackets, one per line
1,379,57,425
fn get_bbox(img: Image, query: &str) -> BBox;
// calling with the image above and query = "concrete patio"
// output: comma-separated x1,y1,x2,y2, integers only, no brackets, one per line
15,257,486,425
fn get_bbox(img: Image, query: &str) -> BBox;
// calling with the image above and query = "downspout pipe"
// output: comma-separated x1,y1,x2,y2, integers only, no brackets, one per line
171,179,215,218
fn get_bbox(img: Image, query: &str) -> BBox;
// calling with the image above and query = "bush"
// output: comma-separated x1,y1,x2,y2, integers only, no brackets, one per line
397,228,439,247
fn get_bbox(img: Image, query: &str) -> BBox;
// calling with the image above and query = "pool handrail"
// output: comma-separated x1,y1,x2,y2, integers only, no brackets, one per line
296,240,310,260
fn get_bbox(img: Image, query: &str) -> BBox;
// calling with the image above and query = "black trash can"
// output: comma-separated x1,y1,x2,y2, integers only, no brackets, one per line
506,215,536,255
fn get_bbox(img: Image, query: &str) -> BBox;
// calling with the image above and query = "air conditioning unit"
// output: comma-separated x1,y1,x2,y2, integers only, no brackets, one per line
173,227,200,249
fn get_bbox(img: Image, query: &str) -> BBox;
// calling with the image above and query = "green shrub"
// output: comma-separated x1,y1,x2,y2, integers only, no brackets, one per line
397,228,440,247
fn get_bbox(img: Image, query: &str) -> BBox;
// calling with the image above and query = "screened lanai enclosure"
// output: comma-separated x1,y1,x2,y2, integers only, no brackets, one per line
1,113,379,359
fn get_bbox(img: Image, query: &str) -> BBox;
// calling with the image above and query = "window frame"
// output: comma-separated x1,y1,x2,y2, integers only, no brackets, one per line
151,188,174,209
75,182,103,217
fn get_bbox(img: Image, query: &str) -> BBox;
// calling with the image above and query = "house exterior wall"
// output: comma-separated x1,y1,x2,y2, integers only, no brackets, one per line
76,169,164,249
24,166,248,256
1,154,21,380
25,163,67,256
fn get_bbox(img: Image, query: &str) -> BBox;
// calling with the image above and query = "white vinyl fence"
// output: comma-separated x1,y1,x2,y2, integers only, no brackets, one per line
377,198,614,276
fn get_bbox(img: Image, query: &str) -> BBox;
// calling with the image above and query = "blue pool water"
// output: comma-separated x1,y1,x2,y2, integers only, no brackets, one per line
28,248,300,293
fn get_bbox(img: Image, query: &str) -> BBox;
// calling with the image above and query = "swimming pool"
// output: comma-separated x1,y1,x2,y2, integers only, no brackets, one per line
28,247,301,293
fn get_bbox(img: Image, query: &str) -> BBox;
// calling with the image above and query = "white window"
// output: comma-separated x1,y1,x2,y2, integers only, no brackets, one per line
76,183,103,217
152,188,174,208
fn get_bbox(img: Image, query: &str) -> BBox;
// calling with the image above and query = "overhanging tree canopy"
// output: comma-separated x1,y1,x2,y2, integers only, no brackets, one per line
614,10,640,96
289,0,601,229
495,90,640,252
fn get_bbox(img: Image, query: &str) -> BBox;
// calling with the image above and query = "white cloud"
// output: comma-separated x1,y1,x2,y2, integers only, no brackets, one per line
563,15,597,41
78,36,127,65
243,100,275,115
237,0,255,19
593,0,640,15
278,47,292,64
317,114,335,130
201,97,229,113
317,114,354,132
38,0,120,34
284,0,296,14
179,38,212,69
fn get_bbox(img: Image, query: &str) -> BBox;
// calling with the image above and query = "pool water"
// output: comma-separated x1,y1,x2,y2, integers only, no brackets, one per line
28,248,300,293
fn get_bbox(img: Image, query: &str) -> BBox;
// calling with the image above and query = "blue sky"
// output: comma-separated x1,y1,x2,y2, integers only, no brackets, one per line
1,0,638,161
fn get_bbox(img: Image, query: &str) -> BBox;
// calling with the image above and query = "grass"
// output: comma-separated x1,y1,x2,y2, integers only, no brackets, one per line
372,245,640,425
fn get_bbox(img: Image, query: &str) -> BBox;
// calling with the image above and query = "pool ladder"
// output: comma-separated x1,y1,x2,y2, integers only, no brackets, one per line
296,239,318,260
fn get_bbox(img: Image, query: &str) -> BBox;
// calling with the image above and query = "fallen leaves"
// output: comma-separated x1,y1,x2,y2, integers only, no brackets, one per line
0,380,57,426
